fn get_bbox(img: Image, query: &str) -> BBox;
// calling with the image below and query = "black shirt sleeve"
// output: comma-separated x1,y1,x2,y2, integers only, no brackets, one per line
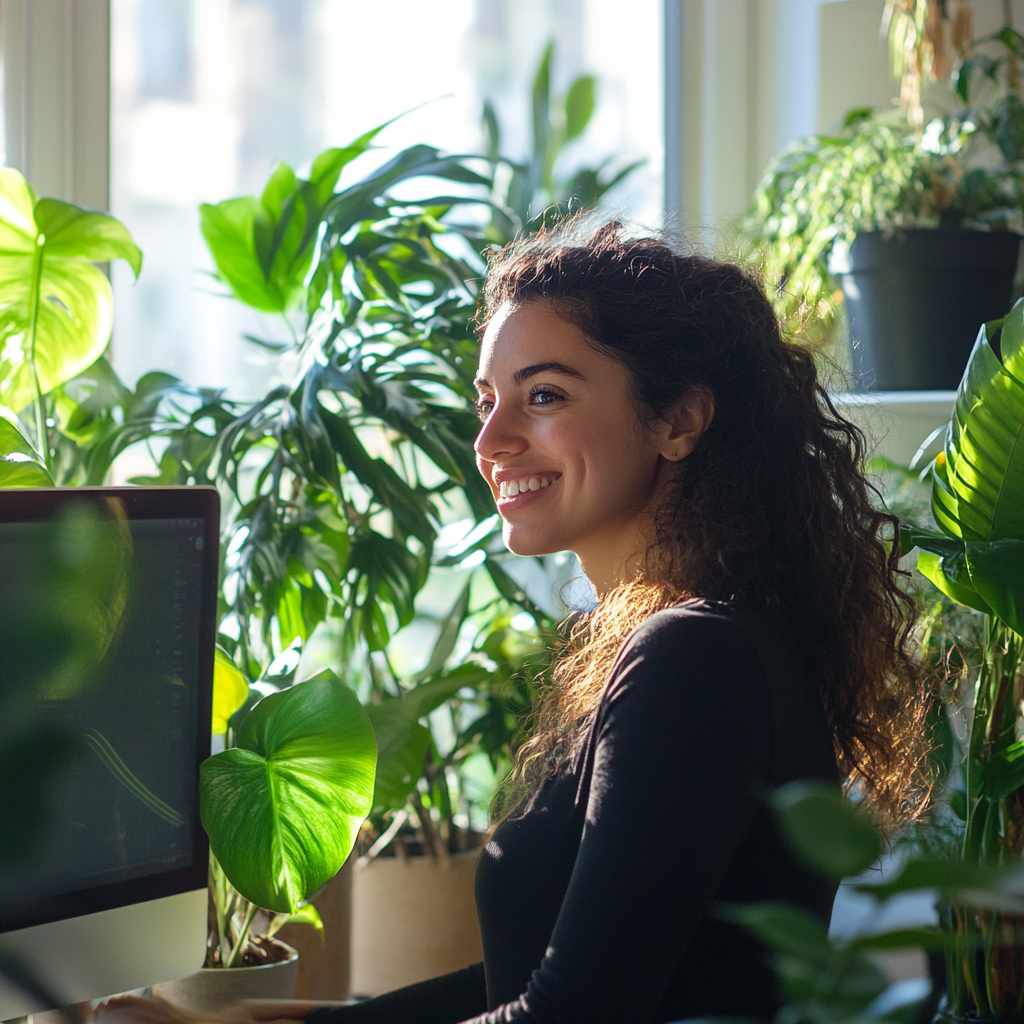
459,610,774,1024
305,962,487,1024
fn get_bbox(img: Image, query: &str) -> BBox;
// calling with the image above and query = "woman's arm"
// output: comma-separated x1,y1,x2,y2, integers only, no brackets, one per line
458,610,774,1024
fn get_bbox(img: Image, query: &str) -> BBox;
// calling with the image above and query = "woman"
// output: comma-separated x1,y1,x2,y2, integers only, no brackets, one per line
97,221,925,1024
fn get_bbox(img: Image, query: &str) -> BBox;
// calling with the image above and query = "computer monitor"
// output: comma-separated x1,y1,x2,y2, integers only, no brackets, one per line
0,487,219,1020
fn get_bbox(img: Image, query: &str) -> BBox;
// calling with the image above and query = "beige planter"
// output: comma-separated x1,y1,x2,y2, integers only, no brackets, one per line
151,940,298,1013
278,858,353,1000
350,848,482,997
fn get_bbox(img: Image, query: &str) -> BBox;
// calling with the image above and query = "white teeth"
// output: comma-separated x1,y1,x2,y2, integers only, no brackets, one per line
499,476,556,498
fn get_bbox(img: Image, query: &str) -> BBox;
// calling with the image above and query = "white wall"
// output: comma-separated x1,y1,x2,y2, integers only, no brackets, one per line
666,0,898,245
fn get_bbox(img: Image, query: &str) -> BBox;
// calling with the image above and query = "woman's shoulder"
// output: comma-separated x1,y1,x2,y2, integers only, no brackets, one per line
625,598,759,654
605,598,804,707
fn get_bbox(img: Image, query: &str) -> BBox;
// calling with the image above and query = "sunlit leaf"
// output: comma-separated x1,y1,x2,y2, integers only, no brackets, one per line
200,670,377,913
212,648,250,735
0,169,142,411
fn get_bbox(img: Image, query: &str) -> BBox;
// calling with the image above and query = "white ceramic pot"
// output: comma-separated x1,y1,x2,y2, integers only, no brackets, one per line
350,848,482,997
151,940,298,1013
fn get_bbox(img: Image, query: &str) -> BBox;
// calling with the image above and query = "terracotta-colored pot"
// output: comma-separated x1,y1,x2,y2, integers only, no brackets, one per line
350,849,482,997
151,940,298,1013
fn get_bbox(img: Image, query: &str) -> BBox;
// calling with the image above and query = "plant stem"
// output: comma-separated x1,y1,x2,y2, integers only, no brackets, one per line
226,902,259,968
26,234,49,472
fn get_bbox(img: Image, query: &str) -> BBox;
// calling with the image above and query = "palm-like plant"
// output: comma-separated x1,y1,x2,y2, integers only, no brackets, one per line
902,299,1024,1019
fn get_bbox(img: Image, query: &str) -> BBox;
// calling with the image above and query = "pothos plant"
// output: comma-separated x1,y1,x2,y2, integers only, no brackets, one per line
899,298,1024,1019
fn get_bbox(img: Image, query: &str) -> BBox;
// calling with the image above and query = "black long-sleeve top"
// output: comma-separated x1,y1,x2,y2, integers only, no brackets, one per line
308,600,838,1024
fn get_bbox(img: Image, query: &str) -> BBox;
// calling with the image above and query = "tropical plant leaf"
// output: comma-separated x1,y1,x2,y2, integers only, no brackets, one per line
212,648,250,735
0,417,52,486
200,670,377,913
265,901,324,940
0,169,141,411
980,739,1024,798
365,665,488,809
715,901,832,965
770,780,881,880
941,305,1024,542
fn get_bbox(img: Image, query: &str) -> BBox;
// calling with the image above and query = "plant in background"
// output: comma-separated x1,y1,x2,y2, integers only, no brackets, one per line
743,3,1024,342
482,40,644,239
899,298,1024,1019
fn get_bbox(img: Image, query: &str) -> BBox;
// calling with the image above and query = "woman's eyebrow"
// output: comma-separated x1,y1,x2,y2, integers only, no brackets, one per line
473,362,587,392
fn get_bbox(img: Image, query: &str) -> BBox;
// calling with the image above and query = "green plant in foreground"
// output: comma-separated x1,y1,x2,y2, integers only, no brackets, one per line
727,781,1024,1024
899,299,1024,1018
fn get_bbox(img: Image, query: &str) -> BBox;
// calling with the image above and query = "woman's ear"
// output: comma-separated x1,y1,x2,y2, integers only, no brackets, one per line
654,388,715,462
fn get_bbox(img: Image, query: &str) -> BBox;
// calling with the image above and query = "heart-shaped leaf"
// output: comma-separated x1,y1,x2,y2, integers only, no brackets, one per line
0,169,142,412
200,670,376,913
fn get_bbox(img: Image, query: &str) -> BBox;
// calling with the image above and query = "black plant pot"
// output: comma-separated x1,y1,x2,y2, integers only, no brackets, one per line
832,228,1021,391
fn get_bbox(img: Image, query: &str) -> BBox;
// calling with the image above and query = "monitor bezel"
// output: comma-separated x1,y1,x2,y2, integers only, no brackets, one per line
0,486,219,935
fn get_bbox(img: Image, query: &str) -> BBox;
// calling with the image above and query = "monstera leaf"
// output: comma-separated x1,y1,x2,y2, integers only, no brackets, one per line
0,169,142,413
200,670,376,913
904,300,1024,634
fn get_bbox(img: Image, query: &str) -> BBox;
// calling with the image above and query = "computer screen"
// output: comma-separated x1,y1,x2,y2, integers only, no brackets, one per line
0,487,218,1016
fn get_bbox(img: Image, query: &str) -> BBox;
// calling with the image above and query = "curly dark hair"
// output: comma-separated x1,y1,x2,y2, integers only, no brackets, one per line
482,219,928,822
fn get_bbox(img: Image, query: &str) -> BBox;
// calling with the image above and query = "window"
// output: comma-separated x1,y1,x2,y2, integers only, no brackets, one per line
108,0,664,395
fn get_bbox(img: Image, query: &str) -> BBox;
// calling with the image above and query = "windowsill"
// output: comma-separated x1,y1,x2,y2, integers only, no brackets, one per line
831,391,956,466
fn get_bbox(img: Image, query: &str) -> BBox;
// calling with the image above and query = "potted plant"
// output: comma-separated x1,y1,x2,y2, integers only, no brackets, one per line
151,665,377,1013
898,296,1024,1019
0,170,382,1014
744,1,1024,391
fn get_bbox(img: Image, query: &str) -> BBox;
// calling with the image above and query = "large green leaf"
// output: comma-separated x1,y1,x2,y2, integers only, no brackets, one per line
200,670,377,913
904,302,1024,632
715,901,832,965
965,540,1024,634
0,169,141,411
200,129,385,315
938,305,1024,543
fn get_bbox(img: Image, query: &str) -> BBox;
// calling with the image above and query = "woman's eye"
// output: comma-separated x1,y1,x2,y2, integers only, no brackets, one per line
529,387,564,407
475,397,494,421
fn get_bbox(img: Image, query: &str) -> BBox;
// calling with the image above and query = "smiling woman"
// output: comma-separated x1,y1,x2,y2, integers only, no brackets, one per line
94,220,929,1024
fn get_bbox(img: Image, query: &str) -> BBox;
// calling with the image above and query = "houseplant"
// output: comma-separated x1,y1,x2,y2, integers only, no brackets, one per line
899,296,1024,1019
743,2,1024,389
0,169,381,1012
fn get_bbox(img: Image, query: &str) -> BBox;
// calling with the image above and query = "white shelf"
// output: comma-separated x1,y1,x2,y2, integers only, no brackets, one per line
832,391,957,467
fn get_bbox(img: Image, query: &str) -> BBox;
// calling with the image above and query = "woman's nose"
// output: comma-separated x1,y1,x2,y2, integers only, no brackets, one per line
474,400,527,462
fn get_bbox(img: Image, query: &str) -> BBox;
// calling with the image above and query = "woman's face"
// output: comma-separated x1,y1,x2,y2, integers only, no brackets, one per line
474,300,668,591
